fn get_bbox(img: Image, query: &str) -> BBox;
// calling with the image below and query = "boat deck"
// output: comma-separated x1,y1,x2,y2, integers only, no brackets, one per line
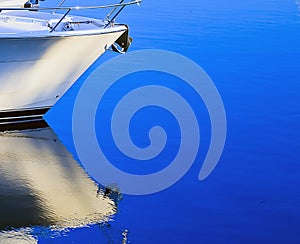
0,10,108,36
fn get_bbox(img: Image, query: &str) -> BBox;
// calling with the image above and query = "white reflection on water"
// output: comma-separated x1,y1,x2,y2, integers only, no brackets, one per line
0,127,118,241
0,228,37,244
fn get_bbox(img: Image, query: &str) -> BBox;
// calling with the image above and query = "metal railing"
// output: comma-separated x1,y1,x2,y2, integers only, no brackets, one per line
0,0,141,32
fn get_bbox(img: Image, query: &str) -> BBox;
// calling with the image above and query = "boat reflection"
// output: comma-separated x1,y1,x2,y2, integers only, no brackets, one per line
0,127,118,241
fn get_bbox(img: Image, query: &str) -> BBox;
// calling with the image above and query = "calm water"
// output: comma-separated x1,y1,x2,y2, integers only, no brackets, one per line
2,0,300,243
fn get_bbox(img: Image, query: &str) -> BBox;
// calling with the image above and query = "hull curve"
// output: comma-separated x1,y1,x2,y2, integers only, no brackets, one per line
0,30,126,111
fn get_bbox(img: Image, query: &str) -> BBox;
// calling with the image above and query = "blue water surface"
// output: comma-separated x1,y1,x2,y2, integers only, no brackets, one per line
45,0,300,243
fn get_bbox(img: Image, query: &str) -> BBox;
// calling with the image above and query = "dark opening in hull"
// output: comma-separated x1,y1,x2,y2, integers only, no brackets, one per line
0,107,50,131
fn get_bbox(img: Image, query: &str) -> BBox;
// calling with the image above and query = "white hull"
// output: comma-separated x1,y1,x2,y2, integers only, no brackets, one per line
0,0,138,117
0,30,125,111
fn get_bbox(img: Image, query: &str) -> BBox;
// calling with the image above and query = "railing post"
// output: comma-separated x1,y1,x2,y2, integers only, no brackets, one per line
105,0,125,21
52,0,67,14
50,8,71,32
105,4,126,28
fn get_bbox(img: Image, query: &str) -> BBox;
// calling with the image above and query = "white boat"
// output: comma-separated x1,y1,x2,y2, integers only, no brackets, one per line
0,0,140,130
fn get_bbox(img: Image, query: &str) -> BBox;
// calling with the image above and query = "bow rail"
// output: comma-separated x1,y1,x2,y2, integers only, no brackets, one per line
0,0,141,32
